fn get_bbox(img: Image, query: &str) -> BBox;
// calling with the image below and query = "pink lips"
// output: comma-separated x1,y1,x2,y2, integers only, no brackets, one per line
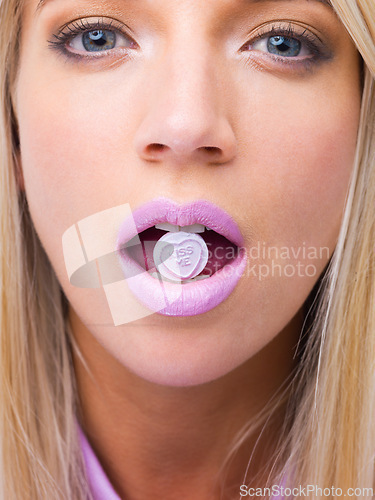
116,197,247,316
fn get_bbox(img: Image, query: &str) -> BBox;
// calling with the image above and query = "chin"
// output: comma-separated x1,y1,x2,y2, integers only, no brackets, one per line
114,343,245,388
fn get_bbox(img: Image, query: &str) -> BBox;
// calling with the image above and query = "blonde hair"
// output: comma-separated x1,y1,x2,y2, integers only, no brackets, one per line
283,0,375,493
0,0,92,498
0,0,374,498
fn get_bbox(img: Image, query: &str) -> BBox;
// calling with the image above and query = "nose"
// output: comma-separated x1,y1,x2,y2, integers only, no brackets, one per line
134,44,237,166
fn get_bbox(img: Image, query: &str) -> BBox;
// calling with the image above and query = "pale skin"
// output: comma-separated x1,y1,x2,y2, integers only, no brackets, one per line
13,0,361,498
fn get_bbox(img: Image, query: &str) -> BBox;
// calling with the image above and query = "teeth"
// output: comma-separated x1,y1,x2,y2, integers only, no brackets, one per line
185,274,211,282
155,222,179,232
180,224,205,233
154,222,211,233
149,271,211,283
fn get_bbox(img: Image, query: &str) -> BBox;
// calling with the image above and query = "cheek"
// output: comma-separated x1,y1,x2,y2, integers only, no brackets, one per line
14,71,129,301
18,82,119,199
15,68,140,243
238,78,361,249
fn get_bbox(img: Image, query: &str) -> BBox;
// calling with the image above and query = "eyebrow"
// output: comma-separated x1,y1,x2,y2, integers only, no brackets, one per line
36,0,332,14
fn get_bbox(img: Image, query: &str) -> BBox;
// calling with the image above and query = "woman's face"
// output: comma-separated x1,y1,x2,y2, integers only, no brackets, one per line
14,0,361,386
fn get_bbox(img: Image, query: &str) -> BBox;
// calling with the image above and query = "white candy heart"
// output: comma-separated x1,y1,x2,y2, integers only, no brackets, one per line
153,231,209,282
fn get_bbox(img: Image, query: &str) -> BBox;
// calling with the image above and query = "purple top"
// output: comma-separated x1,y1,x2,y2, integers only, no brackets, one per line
78,423,286,500
78,424,121,500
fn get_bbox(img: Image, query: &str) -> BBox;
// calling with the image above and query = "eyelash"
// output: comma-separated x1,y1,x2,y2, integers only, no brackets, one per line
47,17,327,68
47,17,136,62
243,22,328,69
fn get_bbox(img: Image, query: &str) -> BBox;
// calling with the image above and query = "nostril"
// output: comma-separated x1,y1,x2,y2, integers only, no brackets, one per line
202,146,221,154
143,143,222,160
147,143,166,153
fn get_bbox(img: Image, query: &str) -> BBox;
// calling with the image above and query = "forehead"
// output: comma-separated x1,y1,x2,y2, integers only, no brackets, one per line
34,0,333,15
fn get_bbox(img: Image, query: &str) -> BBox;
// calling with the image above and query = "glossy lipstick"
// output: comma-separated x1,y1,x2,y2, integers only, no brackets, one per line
116,198,247,316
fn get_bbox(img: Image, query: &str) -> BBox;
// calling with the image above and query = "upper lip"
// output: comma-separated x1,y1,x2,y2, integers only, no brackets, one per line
116,197,244,250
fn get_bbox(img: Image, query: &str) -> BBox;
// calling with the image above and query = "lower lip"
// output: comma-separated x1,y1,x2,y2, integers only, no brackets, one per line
117,247,248,316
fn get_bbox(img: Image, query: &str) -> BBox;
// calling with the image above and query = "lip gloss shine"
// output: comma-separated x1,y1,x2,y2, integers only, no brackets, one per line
116,197,247,316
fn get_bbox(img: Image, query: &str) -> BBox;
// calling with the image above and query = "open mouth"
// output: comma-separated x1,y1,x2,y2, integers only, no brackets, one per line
115,199,247,316
121,223,239,284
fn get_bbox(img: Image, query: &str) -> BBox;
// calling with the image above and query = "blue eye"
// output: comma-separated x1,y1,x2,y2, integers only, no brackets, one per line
267,36,301,57
47,18,137,59
240,23,329,66
251,33,311,58
80,29,116,52
70,28,133,53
